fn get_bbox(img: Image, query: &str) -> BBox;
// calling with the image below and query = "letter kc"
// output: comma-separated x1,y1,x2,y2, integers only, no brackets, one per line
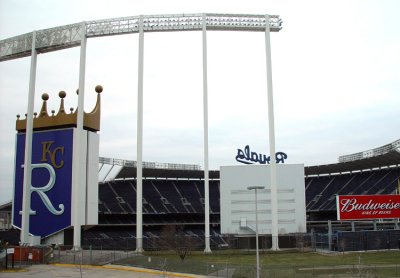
41,141,65,169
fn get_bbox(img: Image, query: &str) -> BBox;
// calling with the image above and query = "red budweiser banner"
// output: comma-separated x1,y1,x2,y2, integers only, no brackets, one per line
337,195,400,220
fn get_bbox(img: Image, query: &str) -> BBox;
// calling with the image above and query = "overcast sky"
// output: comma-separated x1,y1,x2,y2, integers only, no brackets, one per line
1,0,399,204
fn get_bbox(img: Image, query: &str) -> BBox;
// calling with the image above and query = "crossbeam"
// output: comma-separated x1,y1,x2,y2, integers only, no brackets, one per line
0,13,282,62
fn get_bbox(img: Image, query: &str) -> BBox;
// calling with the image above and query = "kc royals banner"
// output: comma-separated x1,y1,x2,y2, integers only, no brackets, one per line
13,128,73,237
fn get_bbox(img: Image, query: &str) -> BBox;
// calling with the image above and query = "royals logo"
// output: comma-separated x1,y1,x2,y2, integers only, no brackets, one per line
13,129,73,237
235,145,287,165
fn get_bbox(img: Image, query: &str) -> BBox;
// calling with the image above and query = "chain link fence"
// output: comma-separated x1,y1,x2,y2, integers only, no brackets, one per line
2,231,400,277
80,233,316,253
2,245,400,277
115,253,400,277
336,230,400,252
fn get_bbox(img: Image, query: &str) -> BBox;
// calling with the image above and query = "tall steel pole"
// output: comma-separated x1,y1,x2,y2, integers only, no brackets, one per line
20,31,37,245
202,14,211,254
248,186,264,278
264,14,279,251
255,188,260,278
136,15,144,253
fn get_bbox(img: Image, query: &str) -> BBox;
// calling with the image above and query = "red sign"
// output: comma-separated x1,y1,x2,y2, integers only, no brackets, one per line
336,195,400,220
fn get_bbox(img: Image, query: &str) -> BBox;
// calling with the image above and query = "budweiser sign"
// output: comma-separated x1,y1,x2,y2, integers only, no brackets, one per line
336,195,400,220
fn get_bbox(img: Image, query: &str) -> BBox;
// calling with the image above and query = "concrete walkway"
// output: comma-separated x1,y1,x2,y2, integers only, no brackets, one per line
0,263,207,278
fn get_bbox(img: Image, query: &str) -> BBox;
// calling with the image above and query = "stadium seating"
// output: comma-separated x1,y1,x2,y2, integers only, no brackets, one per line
98,167,399,219
99,179,221,216
82,225,226,250
305,168,400,212
172,180,202,213
89,167,400,250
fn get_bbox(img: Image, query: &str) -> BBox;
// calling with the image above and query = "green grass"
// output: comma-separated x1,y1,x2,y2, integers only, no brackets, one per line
141,249,400,266
116,250,400,277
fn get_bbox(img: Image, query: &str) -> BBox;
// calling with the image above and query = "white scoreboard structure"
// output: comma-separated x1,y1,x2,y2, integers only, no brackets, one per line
220,164,306,235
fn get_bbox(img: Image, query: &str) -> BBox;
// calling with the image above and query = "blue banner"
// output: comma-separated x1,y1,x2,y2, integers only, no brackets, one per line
13,128,73,237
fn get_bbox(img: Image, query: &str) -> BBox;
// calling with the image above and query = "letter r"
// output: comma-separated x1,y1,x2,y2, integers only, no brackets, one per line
19,163,65,216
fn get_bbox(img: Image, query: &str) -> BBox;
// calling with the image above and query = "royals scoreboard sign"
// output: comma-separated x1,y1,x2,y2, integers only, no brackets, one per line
336,195,400,220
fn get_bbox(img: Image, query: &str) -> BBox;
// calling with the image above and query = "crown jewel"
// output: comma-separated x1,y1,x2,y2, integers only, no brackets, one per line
16,85,102,132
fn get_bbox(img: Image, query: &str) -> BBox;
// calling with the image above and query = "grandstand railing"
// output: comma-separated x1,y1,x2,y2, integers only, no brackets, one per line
339,139,400,163
99,156,201,171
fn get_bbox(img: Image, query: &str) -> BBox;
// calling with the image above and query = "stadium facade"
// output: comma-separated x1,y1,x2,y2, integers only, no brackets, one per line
2,139,400,251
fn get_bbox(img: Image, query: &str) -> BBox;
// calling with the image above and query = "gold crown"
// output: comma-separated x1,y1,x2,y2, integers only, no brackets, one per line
16,85,102,132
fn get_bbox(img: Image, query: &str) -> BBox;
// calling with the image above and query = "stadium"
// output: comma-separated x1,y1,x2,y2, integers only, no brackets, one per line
1,12,400,277
1,138,400,252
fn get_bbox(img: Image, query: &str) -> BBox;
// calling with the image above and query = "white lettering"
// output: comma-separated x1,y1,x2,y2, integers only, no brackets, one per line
340,198,400,213
20,163,64,216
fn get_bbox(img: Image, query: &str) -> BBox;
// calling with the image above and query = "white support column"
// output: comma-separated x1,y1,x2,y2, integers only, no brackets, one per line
264,14,279,250
202,14,211,254
20,31,37,245
72,22,87,250
136,15,144,253
328,220,332,251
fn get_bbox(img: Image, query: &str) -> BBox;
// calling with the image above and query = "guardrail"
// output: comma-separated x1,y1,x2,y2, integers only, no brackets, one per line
339,139,400,163
99,156,201,171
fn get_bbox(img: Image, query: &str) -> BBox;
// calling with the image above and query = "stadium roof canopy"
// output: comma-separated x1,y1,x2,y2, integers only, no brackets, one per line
306,139,400,176
304,148,400,176
100,140,400,180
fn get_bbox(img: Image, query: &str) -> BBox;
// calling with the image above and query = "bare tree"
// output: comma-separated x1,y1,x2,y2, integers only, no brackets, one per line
160,225,191,262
